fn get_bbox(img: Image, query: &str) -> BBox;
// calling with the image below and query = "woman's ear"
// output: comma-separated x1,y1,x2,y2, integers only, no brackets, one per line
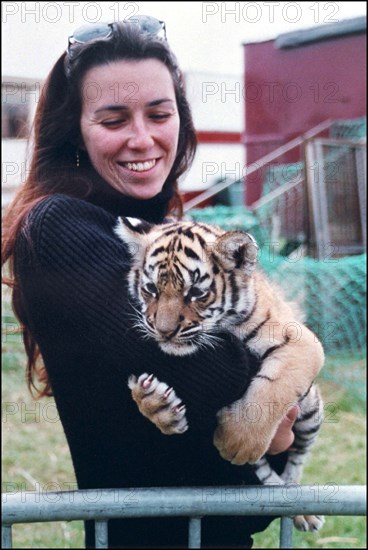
78,139,86,151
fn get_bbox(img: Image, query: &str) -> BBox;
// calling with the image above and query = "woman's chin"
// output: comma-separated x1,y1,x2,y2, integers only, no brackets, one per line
107,175,165,201
126,186,164,201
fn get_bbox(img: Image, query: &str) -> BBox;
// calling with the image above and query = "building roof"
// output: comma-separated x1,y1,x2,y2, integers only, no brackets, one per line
276,15,366,49
243,15,366,48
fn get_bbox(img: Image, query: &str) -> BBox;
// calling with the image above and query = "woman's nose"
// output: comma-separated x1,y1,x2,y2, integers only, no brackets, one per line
127,120,154,150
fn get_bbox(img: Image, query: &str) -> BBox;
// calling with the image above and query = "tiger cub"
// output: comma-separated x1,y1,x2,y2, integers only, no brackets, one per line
115,217,325,532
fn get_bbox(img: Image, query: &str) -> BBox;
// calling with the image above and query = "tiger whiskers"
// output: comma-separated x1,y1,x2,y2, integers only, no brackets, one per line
195,332,224,352
126,301,156,339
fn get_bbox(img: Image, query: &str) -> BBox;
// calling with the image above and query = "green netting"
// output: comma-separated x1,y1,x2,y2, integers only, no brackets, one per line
330,117,367,140
186,206,367,401
188,205,268,245
262,162,304,196
258,161,307,248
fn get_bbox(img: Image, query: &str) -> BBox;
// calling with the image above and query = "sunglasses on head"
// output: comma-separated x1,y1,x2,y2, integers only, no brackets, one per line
67,15,167,55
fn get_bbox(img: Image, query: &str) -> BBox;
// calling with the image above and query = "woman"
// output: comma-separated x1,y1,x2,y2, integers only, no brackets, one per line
2,17,297,548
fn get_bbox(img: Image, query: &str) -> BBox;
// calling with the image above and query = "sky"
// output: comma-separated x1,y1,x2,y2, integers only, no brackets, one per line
2,1,367,80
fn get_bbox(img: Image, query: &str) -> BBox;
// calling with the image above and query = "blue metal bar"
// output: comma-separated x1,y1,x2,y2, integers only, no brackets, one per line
188,517,202,548
1,485,366,550
2,485,366,524
95,520,108,548
279,517,293,548
1,525,12,549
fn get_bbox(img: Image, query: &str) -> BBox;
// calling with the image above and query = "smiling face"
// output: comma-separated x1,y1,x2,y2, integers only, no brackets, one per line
80,59,180,200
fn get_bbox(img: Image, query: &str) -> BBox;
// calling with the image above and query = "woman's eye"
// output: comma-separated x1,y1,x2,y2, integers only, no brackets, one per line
101,119,126,127
149,113,171,121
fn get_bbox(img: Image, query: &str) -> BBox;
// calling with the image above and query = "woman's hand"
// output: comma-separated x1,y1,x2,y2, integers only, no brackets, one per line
267,405,299,454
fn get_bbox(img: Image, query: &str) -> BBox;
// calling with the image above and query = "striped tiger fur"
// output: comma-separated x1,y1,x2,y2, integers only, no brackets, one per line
115,217,325,532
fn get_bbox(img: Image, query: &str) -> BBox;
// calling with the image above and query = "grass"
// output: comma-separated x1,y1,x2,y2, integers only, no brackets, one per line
2,291,84,548
2,290,366,548
252,377,366,549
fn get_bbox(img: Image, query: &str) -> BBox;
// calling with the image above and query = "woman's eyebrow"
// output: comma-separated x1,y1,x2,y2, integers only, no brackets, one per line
147,98,174,107
95,105,129,114
94,98,174,114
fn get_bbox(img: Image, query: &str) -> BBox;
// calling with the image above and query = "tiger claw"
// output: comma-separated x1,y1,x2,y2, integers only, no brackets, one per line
142,374,154,389
164,387,174,399
128,373,188,435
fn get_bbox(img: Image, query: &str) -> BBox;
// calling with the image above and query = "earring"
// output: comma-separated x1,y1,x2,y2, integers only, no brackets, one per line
76,149,80,168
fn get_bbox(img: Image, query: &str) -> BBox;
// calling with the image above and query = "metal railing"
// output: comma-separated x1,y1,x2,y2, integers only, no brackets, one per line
183,119,334,212
2,485,366,548
305,137,367,259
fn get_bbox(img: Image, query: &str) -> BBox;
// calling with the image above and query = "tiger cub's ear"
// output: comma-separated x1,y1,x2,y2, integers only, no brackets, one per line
114,217,154,263
215,231,258,275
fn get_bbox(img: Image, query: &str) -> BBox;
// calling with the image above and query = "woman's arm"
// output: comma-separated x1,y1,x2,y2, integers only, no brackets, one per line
16,194,258,428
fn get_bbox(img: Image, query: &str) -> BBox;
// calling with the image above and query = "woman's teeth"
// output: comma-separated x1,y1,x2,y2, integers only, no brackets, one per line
124,159,156,172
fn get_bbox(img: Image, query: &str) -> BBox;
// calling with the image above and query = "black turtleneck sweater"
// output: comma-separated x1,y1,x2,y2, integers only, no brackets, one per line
15,193,286,548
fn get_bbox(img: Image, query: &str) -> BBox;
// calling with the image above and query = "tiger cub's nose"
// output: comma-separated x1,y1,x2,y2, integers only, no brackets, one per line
155,295,182,339
156,325,179,339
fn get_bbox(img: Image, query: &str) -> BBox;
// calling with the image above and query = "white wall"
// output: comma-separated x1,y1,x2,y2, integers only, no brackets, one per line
180,71,244,192
179,142,244,192
184,71,244,132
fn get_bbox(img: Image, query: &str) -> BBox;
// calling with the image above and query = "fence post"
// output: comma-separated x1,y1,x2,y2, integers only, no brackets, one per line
95,520,108,548
188,517,202,548
2,525,12,549
279,516,293,548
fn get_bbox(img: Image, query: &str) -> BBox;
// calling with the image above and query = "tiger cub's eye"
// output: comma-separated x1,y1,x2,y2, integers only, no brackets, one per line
142,283,158,296
188,287,209,302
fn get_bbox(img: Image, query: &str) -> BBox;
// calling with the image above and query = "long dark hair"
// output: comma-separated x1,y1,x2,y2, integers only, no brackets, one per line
2,21,197,397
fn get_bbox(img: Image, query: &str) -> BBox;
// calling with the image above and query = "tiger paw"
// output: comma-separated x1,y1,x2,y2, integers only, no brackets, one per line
294,515,325,532
213,404,271,465
128,373,188,435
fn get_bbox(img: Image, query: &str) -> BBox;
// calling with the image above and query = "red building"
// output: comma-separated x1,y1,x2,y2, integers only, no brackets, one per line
243,16,366,206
